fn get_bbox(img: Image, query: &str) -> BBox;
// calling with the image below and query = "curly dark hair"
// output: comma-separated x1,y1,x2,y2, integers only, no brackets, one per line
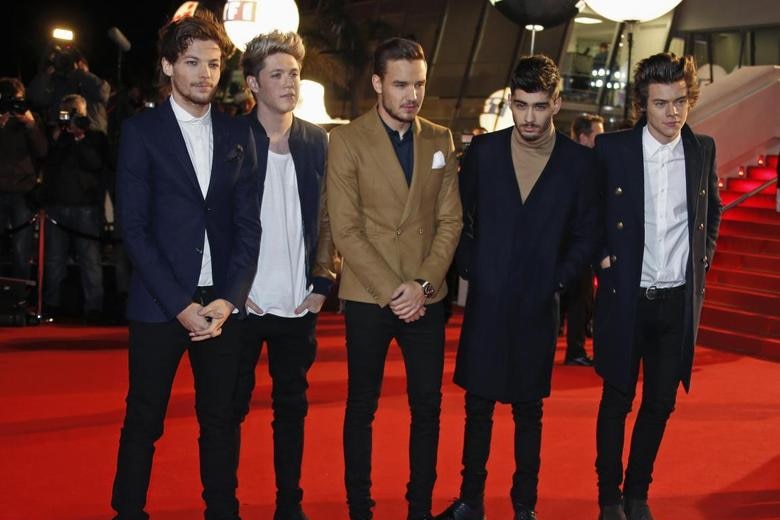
157,10,232,85
632,53,699,121
510,54,560,98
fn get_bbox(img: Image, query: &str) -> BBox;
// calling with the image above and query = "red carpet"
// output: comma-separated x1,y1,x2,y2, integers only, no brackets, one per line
1,313,779,519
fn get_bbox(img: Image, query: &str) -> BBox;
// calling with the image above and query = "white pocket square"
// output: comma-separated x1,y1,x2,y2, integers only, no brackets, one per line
431,151,446,169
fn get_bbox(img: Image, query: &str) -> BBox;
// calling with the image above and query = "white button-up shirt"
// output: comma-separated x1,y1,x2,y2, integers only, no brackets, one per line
641,125,689,288
170,95,214,287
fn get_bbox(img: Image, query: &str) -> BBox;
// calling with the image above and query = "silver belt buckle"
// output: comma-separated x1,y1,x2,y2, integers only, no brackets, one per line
645,286,658,300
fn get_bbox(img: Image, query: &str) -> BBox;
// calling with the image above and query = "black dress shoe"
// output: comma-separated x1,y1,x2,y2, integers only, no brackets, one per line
624,499,654,520
514,504,537,520
433,500,485,520
598,504,627,520
273,508,308,520
564,355,594,366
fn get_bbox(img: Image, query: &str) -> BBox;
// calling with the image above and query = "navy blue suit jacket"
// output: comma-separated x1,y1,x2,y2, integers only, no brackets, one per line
592,122,721,392
245,114,335,296
117,98,261,322
454,128,600,402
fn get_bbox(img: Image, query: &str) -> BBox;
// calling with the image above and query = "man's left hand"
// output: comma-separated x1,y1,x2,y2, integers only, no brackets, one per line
190,298,235,342
389,281,426,322
294,293,327,315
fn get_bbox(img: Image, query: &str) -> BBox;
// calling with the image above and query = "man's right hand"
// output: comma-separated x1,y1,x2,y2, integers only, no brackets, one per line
177,302,210,335
600,256,611,269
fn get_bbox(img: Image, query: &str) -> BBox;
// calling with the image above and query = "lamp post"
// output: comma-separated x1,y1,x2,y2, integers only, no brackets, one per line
223,0,300,51
584,0,683,121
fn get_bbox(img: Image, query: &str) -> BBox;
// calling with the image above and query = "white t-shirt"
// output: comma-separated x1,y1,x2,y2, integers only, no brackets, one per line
247,150,309,317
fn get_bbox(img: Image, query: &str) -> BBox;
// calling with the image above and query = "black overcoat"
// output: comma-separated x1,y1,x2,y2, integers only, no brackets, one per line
592,122,722,393
454,128,599,403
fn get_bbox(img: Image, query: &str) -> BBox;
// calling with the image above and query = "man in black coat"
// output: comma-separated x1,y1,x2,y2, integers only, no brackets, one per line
434,55,599,520
593,53,722,520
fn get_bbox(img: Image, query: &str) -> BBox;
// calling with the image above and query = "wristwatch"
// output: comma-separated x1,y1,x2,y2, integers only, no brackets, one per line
415,279,435,298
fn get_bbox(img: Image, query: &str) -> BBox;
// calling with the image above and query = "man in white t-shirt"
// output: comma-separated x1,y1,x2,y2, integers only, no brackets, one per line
234,31,336,520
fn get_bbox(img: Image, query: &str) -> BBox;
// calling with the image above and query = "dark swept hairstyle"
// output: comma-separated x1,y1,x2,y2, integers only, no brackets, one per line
156,10,232,85
373,37,425,78
632,53,699,120
0,77,25,98
570,113,604,140
510,54,560,98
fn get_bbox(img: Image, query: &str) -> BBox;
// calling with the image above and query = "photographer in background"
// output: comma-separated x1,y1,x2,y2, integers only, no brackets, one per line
42,94,108,322
29,46,110,134
0,77,47,288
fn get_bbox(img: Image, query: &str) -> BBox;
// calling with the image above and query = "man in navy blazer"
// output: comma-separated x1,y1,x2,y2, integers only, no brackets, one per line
111,15,260,520
436,55,599,520
231,32,336,520
593,54,721,520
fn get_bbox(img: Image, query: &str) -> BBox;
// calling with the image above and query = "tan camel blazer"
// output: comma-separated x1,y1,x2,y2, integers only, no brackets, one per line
327,108,462,306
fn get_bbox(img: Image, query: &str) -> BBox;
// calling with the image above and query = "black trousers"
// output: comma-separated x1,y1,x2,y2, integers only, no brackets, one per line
459,393,543,511
595,289,685,506
233,312,318,514
343,301,445,520
111,287,243,520
564,267,594,359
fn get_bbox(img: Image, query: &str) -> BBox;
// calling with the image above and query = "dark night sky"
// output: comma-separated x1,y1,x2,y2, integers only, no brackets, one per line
5,0,227,88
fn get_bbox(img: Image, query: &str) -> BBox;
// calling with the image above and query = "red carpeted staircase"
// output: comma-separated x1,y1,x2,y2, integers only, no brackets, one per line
699,154,780,359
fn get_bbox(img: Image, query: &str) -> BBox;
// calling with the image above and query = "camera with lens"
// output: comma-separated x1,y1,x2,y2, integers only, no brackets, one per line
49,46,80,77
0,96,28,116
58,109,90,131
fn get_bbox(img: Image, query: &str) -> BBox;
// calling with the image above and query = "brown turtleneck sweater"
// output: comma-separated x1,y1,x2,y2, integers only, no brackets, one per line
510,123,556,202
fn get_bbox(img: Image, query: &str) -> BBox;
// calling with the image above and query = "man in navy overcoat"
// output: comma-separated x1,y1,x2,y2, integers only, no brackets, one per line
435,55,599,520
593,53,721,520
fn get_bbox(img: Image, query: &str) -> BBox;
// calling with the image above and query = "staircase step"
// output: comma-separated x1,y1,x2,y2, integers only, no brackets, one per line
721,206,779,222
716,234,780,255
747,166,778,181
718,219,780,239
725,179,777,195
698,324,780,361
708,267,780,293
705,283,780,315
701,302,780,337
719,190,776,208
713,250,780,273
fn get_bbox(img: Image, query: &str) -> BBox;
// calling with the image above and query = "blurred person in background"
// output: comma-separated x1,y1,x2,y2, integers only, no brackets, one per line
41,94,108,322
0,77,47,291
29,46,111,133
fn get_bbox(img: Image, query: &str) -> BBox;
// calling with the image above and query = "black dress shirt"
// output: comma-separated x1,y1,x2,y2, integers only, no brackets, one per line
380,116,414,185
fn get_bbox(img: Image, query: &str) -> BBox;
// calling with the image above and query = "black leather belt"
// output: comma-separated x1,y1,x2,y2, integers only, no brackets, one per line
640,284,685,301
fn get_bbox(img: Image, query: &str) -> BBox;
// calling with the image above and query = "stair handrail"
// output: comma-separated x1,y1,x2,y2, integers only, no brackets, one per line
722,177,778,212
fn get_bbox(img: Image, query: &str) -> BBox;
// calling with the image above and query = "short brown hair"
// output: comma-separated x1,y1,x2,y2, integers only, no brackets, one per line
510,54,561,98
60,93,87,115
241,31,305,80
373,37,425,78
632,53,699,121
157,10,232,85
570,113,604,140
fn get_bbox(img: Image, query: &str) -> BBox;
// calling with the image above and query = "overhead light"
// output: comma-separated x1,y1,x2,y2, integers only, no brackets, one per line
223,0,300,52
294,80,349,126
585,0,683,22
525,24,544,31
575,16,602,24
52,28,74,41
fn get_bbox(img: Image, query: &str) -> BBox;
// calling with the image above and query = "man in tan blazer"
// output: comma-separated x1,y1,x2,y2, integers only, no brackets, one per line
327,37,462,520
